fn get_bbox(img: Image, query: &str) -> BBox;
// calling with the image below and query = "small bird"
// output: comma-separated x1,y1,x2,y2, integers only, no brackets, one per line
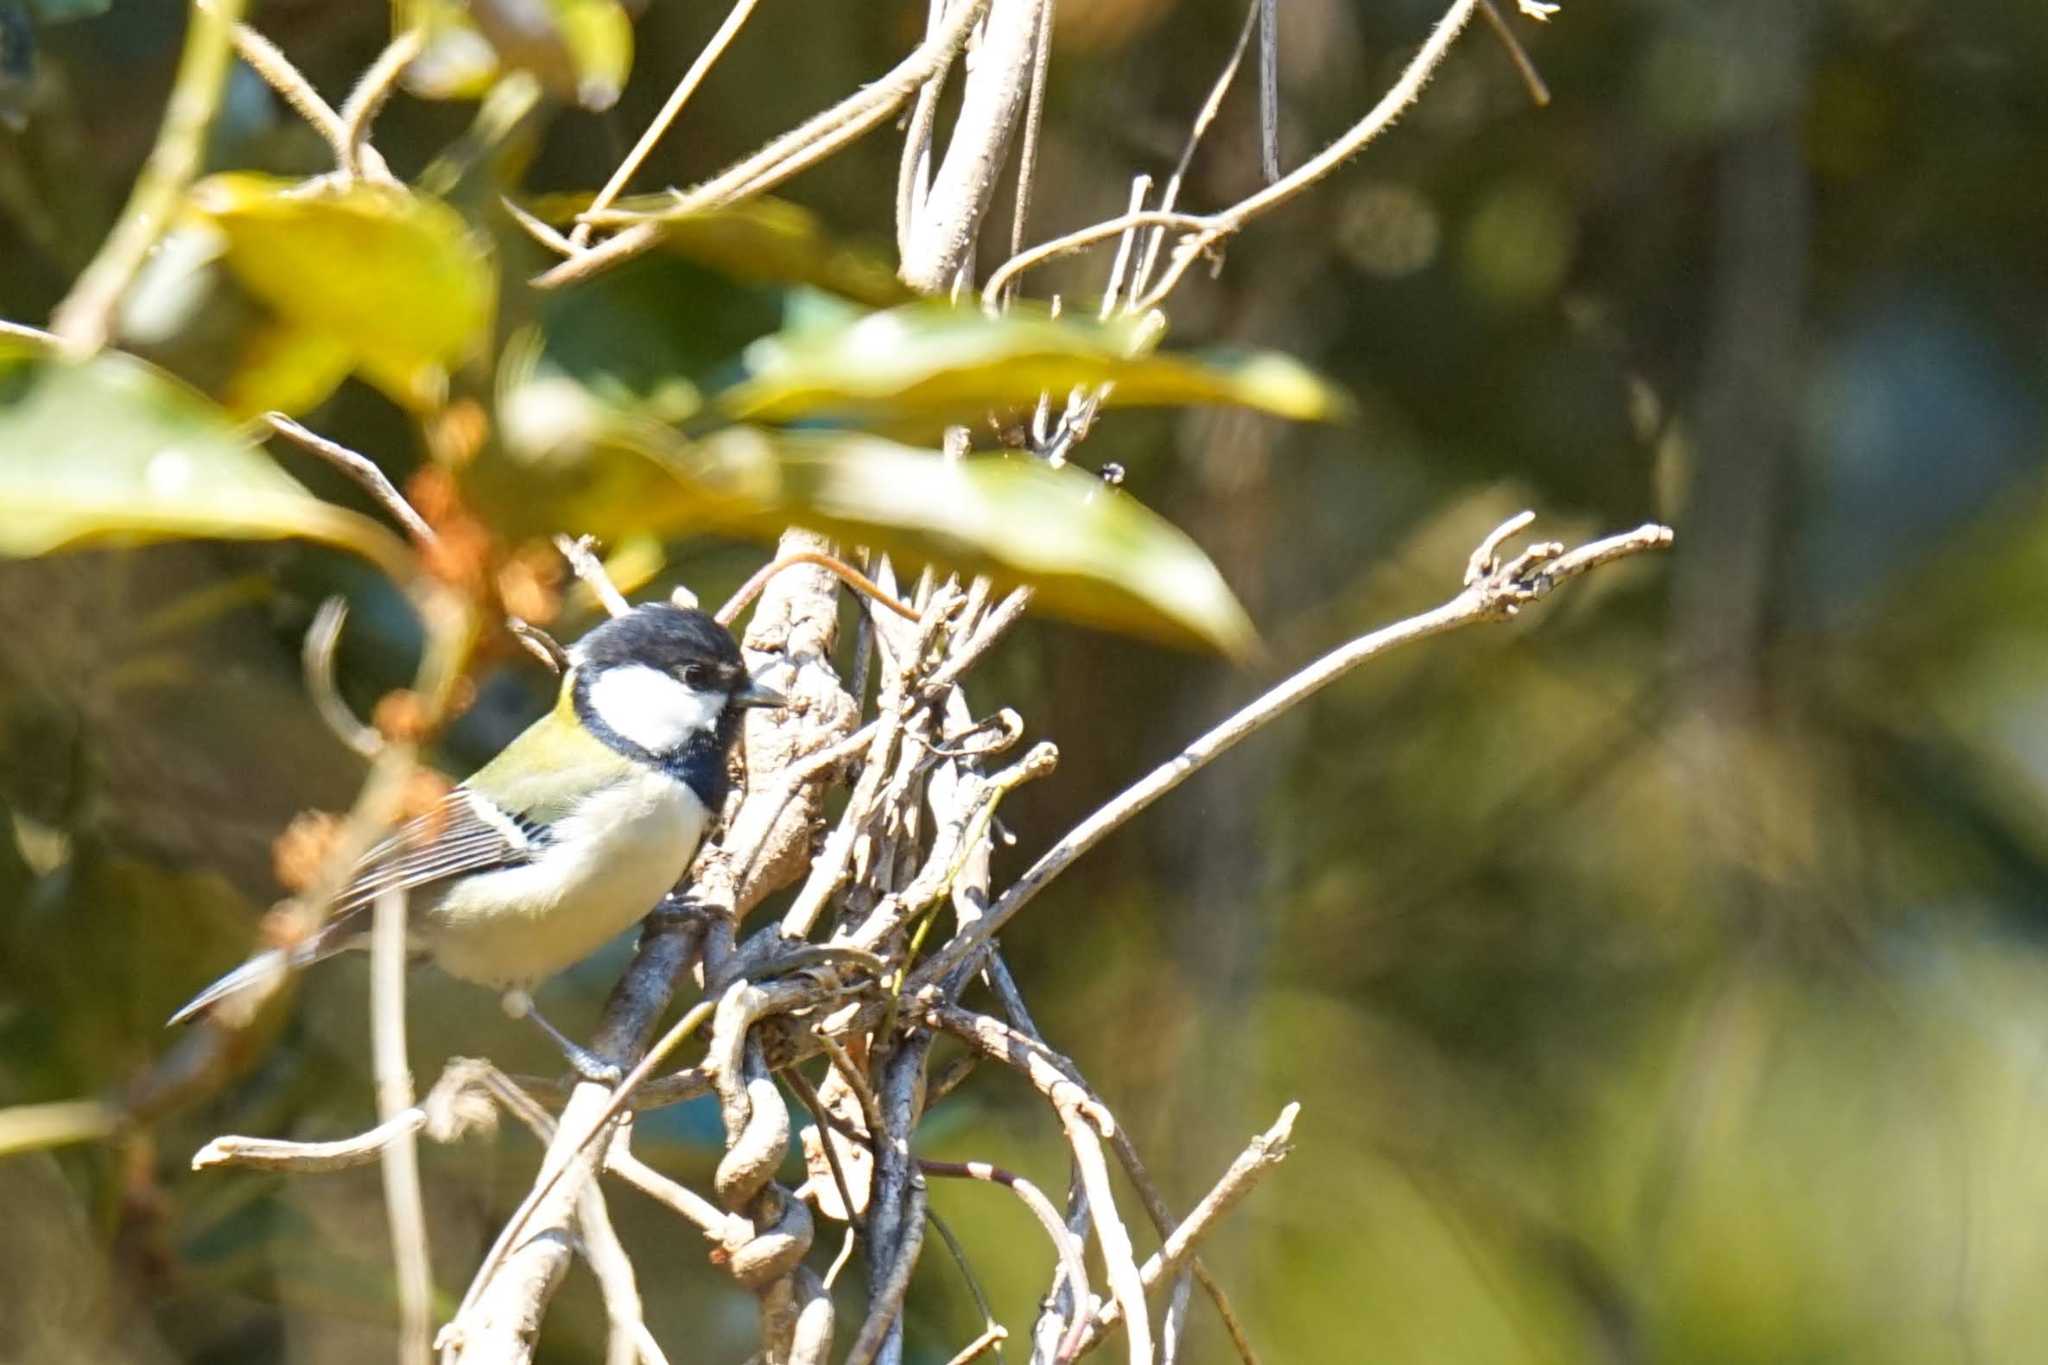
169,603,785,1070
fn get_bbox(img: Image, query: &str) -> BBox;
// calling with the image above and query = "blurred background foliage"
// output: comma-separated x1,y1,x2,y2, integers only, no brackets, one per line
4,0,2048,1361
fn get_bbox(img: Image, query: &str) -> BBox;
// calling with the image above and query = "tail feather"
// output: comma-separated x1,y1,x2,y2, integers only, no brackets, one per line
166,950,292,1026
167,924,361,1026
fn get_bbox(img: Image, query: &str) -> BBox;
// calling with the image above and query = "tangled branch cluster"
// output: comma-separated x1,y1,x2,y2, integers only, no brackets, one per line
197,514,1670,1365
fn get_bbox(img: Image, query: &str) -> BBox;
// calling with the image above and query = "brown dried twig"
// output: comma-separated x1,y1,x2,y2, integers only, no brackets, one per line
267,414,438,546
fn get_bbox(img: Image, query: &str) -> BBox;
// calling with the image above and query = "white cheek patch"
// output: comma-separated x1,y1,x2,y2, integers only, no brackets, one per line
586,664,725,754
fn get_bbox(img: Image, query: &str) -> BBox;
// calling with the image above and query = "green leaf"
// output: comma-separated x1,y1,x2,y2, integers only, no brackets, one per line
525,195,913,308
187,173,494,411
401,0,631,110
483,383,1255,651
716,303,1351,439
0,336,413,579
701,430,1258,654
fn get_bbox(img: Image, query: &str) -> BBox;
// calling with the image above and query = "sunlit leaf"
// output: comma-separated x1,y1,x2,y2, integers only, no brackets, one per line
187,173,494,411
486,363,1255,650
220,322,358,419
691,429,1258,654
0,336,413,579
400,0,631,110
717,303,1351,438
526,195,913,307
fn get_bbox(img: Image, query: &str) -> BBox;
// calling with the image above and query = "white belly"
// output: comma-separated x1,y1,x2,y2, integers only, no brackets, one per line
421,770,707,989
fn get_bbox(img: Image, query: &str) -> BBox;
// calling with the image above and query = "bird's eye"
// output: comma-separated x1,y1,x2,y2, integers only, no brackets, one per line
681,663,709,688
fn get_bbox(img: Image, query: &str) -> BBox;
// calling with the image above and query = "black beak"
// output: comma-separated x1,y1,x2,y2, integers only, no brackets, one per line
733,676,787,709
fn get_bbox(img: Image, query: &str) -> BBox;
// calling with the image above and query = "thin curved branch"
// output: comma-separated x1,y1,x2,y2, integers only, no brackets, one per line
267,414,438,546
717,551,919,627
914,516,1674,988
981,210,1211,308
1129,0,1484,310
923,1159,1091,1359
338,27,424,179
984,0,1488,315
573,0,766,248
536,0,992,288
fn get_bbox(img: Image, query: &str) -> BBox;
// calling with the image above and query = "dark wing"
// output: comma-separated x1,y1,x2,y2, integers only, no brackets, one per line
328,789,546,916
166,791,543,1025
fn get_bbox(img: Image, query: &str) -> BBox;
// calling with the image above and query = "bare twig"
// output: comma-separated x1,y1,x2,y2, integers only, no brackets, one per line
717,551,919,627
817,1031,887,1138
895,0,954,260
1071,1106,1300,1353
987,0,1489,315
843,1171,928,1365
1130,0,1262,305
554,534,634,619
303,598,385,759
372,889,433,1365
944,1323,1012,1365
51,0,244,352
194,1058,522,1173
573,0,767,248
924,1158,1090,1359
502,195,577,255
787,1066,864,1231
1061,1105,1151,1365
192,1108,425,1172
0,318,60,346
925,1208,1002,1346
1477,0,1551,107
981,209,1206,310
927,1006,1259,1363
224,17,346,151
1129,0,1484,310
576,1179,659,1365
916,516,1674,987
902,0,1048,291
442,916,712,1363
538,0,993,288
1256,0,1279,183
338,27,424,178
1006,0,1057,268
1096,177,1153,325
267,414,439,545
606,1135,730,1236
0,1099,113,1157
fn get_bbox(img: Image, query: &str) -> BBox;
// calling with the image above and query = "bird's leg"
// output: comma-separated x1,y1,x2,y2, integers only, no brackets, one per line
500,988,623,1085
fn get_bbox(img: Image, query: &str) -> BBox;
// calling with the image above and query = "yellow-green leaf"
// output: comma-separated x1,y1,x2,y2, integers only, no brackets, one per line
401,0,631,110
702,430,1257,654
482,379,1255,651
526,195,913,308
220,321,358,419
717,303,1350,438
0,336,413,579
188,173,494,411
